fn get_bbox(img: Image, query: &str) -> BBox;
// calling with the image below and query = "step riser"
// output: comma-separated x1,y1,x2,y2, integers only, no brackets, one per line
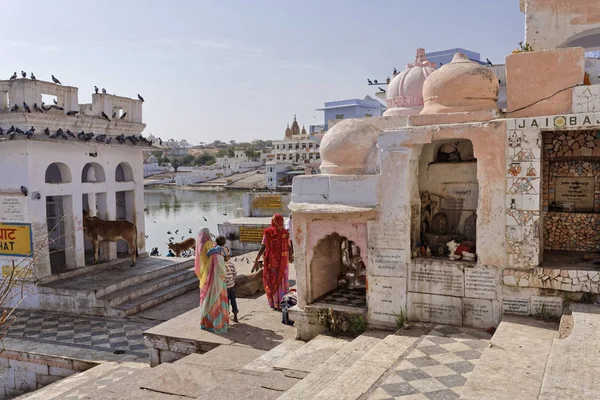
107,271,196,307
96,260,194,298
109,281,198,317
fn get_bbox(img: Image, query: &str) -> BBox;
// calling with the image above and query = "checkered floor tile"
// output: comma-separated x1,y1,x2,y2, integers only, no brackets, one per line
6,311,154,358
368,325,491,400
317,288,367,308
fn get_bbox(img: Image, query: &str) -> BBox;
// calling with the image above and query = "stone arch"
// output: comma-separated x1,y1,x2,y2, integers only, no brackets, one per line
561,27,600,52
115,162,134,182
45,162,72,183
81,162,106,183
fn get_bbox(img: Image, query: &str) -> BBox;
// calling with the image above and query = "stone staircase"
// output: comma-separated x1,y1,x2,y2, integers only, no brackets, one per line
37,257,197,317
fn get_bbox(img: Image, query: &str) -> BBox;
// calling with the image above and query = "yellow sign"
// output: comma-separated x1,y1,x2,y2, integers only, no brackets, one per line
252,195,282,210
0,223,33,257
239,227,264,243
2,264,33,280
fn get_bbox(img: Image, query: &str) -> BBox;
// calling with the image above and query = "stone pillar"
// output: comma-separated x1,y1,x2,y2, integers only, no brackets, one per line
133,187,145,254
72,194,86,268
62,195,77,269
97,192,117,261
292,212,309,309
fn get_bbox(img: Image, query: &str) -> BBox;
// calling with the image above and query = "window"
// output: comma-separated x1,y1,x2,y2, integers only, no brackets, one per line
316,144,320,149
288,144,292,150
295,143,300,150
365,113,372,117
277,155,280,160
335,114,344,120
309,143,313,149
302,143,306,149
316,154,321,159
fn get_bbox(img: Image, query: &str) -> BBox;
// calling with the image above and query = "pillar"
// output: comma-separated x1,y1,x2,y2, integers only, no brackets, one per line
72,194,86,268
62,195,77,269
97,192,117,261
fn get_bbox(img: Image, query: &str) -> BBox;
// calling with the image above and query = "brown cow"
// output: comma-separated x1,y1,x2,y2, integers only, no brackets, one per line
168,238,196,257
82,210,138,266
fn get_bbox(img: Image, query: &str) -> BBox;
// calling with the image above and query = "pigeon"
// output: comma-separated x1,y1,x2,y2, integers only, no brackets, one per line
84,132,94,141
51,75,61,84
393,67,397,75
112,112,116,119
188,229,192,234
66,110,79,116
21,71,26,78
378,87,386,93
59,129,68,140
95,134,107,142
174,229,179,234
167,231,172,235
94,86,99,94
367,79,373,85
33,103,44,113
10,104,18,112
52,105,64,111
106,137,112,144
66,129,76,138
77,131,86,140
15,127,24,134
24,127,35,137
49,131,59,139
181,236,184,240
44,128,50,135
30,72,36,80
22,102,31,113
102,88,106,94
9,72,16,80
159,138,163,146
386,77,390,84
101,111,110,121
20,186,27,196
8,132,15,140
486,58,493,66
137,94,144,102
0,127,3,135
203,216,207,221
116,134,125,144
234,257,237,262
222,213,227,216
7,126,15,134
53,99,58,105
374,79,378,84
41,103,51,112
169,237,174,241
120,112,127,119
144,235,149,239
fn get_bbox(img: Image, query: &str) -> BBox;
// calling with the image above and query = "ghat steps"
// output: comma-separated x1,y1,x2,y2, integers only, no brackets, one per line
37,256,197,317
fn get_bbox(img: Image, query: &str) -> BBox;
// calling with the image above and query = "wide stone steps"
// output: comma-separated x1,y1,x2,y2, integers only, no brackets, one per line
109,277,199,317
98,267,196,307
459,315,558,400
16,362,147,400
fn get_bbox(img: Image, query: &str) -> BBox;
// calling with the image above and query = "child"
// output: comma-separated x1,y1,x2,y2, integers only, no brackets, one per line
223,246,239,323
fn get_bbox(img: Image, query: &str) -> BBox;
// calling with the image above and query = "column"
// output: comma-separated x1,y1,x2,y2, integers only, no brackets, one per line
71,194,86,268
97,192,117,261
62,195,77,269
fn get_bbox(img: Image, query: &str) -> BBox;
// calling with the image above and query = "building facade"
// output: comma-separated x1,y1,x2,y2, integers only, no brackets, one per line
312,96,385,133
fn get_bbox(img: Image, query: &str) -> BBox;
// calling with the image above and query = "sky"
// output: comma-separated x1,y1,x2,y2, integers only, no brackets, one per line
0,1,525,145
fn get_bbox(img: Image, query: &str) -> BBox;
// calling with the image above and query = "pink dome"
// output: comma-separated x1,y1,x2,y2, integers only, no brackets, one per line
384,48,436,117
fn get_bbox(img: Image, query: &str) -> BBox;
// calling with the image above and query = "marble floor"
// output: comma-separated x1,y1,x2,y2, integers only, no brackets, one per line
316,287,367,308
367,325,491,400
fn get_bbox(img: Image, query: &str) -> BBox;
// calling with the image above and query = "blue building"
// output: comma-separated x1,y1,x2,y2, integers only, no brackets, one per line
311,96,386,133
425,48,485,66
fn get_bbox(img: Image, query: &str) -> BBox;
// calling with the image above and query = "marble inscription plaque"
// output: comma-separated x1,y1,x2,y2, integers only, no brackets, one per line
407,292,462,325
367,219,408,249
368,248,407,277
463,298,494,329
442,183,478,211
531,296,563,317
367,276,406,325
555,177,594,211
409,262,464,297
0,196,27,222
465,268,497,300
502,297,529,316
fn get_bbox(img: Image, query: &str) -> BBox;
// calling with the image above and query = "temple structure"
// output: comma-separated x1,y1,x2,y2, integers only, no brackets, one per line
0,75,153,309
289,0,600,339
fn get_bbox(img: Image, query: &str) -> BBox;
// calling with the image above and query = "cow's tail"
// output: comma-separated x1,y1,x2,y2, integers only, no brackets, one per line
135,224,139,257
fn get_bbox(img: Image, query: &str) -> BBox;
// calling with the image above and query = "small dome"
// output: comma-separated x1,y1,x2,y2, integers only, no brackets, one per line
421,53,499,114
384,48,436,117
320,119,381,175
301,125,307,135
285,124,292,138
291,115,300,135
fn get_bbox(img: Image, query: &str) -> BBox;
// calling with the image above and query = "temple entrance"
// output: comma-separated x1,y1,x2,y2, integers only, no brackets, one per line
542,130,600,268
309,233,366,309
414,139,478,260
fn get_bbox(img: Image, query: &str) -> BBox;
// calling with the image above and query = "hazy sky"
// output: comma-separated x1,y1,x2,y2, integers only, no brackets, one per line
0,1,524,144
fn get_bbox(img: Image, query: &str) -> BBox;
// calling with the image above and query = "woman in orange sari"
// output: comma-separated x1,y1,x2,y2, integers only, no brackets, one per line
252,214,293,310
195,228,229,333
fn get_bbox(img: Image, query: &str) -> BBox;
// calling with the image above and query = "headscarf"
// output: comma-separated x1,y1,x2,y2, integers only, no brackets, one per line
194,228,213,284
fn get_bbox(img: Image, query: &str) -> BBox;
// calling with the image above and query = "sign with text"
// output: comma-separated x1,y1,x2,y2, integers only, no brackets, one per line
555,177,595,211
0,196,28,222
0,222,33,256
252,195,282,210
239,227,265,243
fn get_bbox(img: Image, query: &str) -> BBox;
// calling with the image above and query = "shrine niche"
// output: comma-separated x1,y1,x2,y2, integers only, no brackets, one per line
542,130,600,253
415,139,478,259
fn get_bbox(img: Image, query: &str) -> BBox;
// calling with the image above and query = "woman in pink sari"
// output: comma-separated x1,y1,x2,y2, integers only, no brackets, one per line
194,228,229,333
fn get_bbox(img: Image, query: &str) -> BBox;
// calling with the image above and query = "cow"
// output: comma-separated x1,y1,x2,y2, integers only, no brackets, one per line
168,238,196,257
82,210,138,266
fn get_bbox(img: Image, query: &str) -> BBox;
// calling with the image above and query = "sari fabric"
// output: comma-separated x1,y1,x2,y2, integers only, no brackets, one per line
194,228,213,288
199,245,229,333
261,214,290,309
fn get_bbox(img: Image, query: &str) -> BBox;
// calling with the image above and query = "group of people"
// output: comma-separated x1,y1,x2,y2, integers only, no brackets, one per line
194,213,294,334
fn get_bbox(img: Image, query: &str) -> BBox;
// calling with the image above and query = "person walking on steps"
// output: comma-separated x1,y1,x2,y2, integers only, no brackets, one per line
224,246,239,323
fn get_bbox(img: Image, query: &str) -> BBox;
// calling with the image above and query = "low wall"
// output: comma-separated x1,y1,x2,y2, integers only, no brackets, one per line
0,349,94,398
242,193,291,217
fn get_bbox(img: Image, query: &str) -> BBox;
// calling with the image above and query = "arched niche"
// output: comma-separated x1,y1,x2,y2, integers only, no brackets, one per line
81,162,106,183
45,162,72,183
115,162,134,182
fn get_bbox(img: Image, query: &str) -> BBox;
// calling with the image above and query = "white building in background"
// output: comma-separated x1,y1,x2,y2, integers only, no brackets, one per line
0,76,151,306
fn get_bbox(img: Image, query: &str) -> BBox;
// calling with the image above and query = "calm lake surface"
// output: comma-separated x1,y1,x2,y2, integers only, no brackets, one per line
144,189,245,255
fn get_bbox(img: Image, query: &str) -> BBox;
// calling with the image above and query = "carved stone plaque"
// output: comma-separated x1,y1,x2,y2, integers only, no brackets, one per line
442,183,478,211
555,177,595,211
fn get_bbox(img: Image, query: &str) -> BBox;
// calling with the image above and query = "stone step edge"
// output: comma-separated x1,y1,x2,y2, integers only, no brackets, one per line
97,267,195,305
277,332,387,400
309,334,420,400
242,340,306,373
110,278,198,316
271,334,353,374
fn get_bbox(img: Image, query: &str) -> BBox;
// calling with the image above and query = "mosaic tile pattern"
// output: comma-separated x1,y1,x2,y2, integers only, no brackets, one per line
368,325,490,400
316,288,367,308
6,311,154,358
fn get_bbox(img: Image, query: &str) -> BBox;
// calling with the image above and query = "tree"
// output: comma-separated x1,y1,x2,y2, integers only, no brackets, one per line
245,149,259,160
194,153,215,166
151,150,163,158
158,156,170,166
181,154,195,165
171,158,181,172
215,149,227,158
227,148,235,158
229,140,236,145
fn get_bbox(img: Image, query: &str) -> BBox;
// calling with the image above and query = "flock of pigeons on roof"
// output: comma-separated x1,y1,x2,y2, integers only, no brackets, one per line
3,71,159,146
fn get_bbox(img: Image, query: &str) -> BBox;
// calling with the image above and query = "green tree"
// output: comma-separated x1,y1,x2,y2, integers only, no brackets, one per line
151,150,163,158
194,153,215,166
171,158,181,172
181,154,195,165
158,156,169,166
227,148,235,158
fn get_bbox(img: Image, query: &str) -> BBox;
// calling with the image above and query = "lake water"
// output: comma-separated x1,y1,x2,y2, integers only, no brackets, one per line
144,189,245,254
